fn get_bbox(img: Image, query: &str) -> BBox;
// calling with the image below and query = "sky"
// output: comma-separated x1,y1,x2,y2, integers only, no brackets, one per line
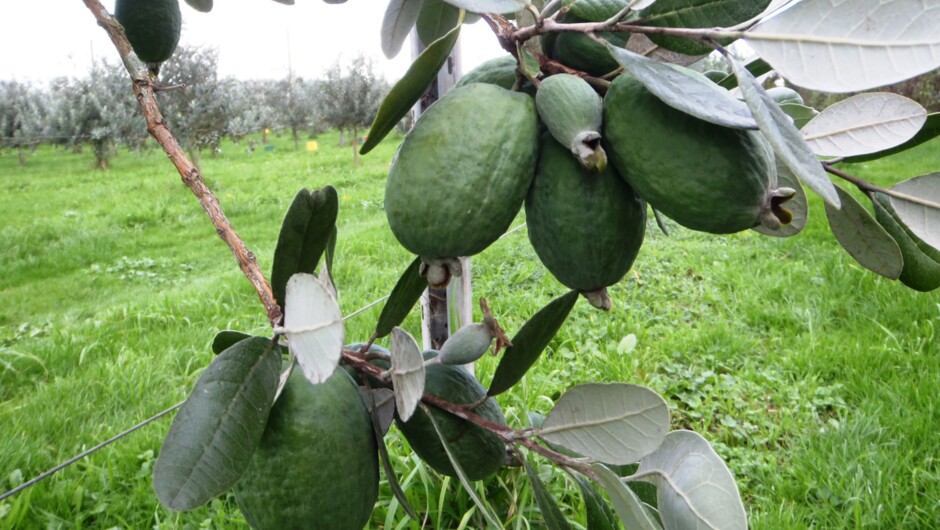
0,1,507,84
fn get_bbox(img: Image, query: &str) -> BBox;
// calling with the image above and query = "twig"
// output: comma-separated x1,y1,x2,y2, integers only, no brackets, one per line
81,0,282,327
825,164,940,211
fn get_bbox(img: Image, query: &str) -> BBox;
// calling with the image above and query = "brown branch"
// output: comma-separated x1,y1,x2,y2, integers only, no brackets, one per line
825,164,940,211
81,0,282,327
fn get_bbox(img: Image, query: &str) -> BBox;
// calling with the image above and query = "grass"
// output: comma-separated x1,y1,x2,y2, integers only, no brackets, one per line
0,131,938,529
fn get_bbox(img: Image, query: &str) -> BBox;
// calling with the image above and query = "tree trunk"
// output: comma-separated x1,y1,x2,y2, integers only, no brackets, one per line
352,126,360,167
292,126,299,150
338,129,346,146
262,128,268,144
93,140,111,170
17,147,25,167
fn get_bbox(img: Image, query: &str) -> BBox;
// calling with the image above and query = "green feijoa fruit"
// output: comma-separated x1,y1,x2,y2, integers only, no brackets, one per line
872,193,940,292
114,0,182,70
604,74,789,234
526,135,646,309
552,23,629,77
233,369,378,530
455,56,518,90
536,74,607,172
396,360,507,481
438,323,495,365
766,86,804,106
385,83,539,262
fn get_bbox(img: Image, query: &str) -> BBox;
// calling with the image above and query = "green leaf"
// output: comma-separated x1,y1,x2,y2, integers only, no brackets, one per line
633,430,747,530
567,0,629,22
271,186,339,309
523,457,573,530
779,103,819,129
872,193,940,292
717,58,770,90
488,290,578,396
374,257,427,339
361,14,462,155
843,113,940,163
752,160,808,238
211,330,251,355
325,225,337,285
606,45,757,129
639,0,771,56
516,43,542,81
417,0,461,47
825,187,903,280
382,0,424,59
730,55,840,208
153,337,280,511
591,464,661,530
889,173,940,253
423,404,504,529
365,388,418,520
183,0,213,12
537,383,670,465
575,475,619,530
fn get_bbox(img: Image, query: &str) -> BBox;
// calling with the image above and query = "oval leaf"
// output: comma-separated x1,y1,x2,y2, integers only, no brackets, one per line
184,0,213,12
745,0,940,93
390,327,426,422
575,475,620,530
567,0,630,21
361,14,462,154
417,0,461,46
271,186,339,309
591,464,661,530
153,337,280,511
752,160,808,238
211,330,251,355
523,457,573,530
730,55,840,208
441,0,526,13
488,290,578,396
382,0,424,59
802,93,927,157
779,103,819,130
639,0,771,56
538,383,670,465
607,45,758,129
634,430,747,530
890,172,940,253
374,256,427,339
825,187,903,279
282,273,345,385
844,112,940,163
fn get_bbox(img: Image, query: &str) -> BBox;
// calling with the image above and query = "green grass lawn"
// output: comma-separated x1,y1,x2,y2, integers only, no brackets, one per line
0,131,938,529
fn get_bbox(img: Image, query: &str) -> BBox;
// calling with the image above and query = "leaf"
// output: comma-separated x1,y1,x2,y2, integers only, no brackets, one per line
488,290,578,396
633,430,747,530
440,0,527,13
801,93,928,157
591,464,661,530
607,45,757,129
639,0,771,56
364,387,419,520
716,58,770,90
730,55,840,208
271,186,339,309
325,225,337,287
417,0,461,46
423,404,504,529
744,0,940,93
825,187,903,280
183,0,213,12
890,173,940,252
537,383,670,465
779,103,818,129
153,337,280,511
752,160,808,238
282,273,345,385
390,327,426,422
522,457,573,530
211,330,251,355
575,475,620,530
382,0,424,59
361,18,462,155
844,113,940,163
568,0,630,22
516,43,542,81
374,257,427,339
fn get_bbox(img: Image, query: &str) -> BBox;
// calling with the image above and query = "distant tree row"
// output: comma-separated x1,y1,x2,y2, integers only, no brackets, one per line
0,47,390,168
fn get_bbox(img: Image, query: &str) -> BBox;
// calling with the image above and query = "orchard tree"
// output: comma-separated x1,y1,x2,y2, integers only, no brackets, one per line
272,76,325,149
225,79,283,145
317,54,388,165
0,81,49,166
76,0,940,529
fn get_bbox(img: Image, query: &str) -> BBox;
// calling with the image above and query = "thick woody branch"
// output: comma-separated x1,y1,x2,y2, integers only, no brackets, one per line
81,0,282,327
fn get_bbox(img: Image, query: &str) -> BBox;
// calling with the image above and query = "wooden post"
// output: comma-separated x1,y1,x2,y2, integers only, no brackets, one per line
412,33,474,354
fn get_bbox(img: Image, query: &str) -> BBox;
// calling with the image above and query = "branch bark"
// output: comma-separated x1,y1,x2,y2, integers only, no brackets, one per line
81,0,282,327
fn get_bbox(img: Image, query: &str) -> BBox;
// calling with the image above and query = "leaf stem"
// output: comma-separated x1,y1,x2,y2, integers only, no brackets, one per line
824,164,940,211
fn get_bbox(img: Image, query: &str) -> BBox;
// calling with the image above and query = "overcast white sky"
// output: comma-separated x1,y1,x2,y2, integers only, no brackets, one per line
0,1,507,84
